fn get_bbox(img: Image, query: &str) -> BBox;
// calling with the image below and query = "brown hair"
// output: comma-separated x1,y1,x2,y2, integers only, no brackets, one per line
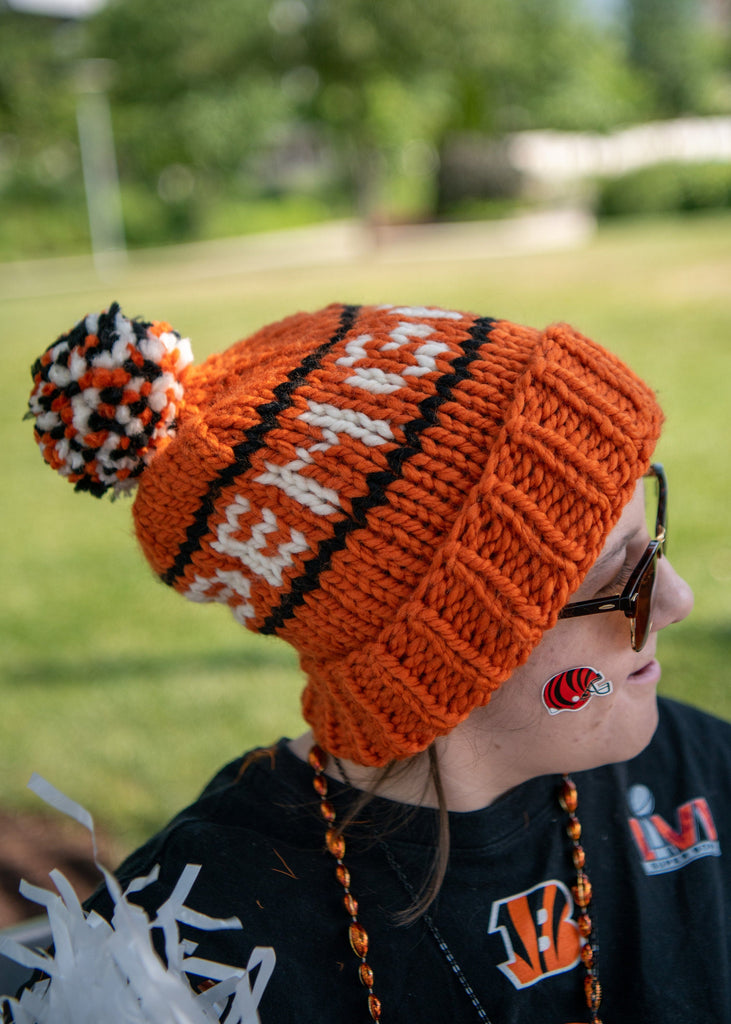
334,745,450,925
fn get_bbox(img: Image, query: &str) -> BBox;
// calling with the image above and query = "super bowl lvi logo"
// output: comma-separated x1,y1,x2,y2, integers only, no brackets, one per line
541,667,613,715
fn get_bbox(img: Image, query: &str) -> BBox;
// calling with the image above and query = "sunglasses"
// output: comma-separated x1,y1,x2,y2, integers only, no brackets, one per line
558,463,667,652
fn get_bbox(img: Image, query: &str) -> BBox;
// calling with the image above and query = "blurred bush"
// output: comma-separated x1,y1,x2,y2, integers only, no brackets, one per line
597,161,731,217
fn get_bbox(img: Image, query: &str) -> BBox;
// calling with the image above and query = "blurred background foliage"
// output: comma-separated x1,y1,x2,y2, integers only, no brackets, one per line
1,0,730,258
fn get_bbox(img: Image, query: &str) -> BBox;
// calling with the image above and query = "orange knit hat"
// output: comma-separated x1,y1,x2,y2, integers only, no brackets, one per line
28,302,663,766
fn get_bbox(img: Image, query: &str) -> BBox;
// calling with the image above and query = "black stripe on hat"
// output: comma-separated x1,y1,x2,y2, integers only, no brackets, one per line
259,315,497,636
162,304,361,587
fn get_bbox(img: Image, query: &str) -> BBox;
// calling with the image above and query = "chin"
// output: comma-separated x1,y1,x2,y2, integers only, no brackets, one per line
559,693,660,775
622,696,660,762
597,693,660,769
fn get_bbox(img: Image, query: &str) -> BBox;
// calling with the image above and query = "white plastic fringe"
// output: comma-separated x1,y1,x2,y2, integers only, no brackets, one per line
0,775,276,1023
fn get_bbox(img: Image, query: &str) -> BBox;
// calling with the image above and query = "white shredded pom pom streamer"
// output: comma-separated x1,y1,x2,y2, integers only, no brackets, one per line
0,776,276,1024
26,303,194,498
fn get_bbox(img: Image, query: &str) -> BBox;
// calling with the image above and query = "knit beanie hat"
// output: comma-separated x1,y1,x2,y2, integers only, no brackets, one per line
28,302,663,766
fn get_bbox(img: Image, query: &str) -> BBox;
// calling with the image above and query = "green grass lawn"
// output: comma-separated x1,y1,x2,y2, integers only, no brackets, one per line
1,211,729,854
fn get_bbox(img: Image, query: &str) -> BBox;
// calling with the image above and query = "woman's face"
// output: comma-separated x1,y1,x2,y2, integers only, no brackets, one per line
472,476,695,777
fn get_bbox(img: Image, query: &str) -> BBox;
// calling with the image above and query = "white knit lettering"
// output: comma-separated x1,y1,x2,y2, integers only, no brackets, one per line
185,568,256,621
255,449,341,517
335,333,373,367
300,400,394,447
341,321,450,390
386,306,463,320
382,321,434,350
344,366,412,394
402,339,451,376
212,497,309,588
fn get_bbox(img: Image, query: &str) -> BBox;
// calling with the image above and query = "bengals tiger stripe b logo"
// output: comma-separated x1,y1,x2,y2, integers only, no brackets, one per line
488,880,581,989
541,666,613,715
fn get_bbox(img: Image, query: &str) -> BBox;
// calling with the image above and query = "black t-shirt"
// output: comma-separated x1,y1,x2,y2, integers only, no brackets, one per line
86,698,731,1023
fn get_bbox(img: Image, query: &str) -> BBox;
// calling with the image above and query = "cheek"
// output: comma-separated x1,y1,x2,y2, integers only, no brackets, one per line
482,615,648,760
533,613,630,694
540,665,614,717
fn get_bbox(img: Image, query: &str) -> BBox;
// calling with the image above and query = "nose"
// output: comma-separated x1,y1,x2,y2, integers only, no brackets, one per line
654,556,694,632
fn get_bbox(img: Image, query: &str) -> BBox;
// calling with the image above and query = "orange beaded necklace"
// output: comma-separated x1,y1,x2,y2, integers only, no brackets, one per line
308,744,383,1020
559,774,603,1024
308,744,603,1024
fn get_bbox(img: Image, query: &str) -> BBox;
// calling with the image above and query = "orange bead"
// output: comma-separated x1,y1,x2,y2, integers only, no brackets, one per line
336,864,351,888
359,963,374,987
578,912,593,938
368,994,382,1020
308,745,327,773
572,845,586,870
344,893,359,916
581,942,594,967
326,828,345,859
584,976,602,1011
320,799,336,823
559,779,578,814
566,815,582,841
312,774,328,797
572,872,593,908
349,922,369,958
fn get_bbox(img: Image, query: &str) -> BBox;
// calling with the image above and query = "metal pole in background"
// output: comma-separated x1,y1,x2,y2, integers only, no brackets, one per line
75,58,126,277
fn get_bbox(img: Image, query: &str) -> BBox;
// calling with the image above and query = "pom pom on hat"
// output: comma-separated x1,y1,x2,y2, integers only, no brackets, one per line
27,303,193,497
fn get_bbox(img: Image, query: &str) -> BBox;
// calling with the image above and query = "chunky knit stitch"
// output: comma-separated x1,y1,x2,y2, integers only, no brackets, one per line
28,303,663,765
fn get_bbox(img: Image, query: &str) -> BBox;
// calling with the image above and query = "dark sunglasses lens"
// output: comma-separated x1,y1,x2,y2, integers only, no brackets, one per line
632,550,659,651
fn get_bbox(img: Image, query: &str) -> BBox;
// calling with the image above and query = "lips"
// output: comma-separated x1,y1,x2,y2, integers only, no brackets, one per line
627,657,661,685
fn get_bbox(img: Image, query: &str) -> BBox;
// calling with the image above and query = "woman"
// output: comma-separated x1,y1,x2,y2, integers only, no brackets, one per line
24,302,729,1023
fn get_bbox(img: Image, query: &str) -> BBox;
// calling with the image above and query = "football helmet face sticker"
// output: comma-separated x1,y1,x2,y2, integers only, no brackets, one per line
541,666,613,715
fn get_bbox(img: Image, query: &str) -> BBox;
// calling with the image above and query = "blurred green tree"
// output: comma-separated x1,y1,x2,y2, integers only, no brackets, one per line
86,0,289,183
625,0,715,115
253,0,655,210
0,12,82,198
86,0,652,216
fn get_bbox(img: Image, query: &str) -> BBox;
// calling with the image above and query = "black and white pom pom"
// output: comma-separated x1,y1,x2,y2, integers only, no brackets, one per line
27,303,193,497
